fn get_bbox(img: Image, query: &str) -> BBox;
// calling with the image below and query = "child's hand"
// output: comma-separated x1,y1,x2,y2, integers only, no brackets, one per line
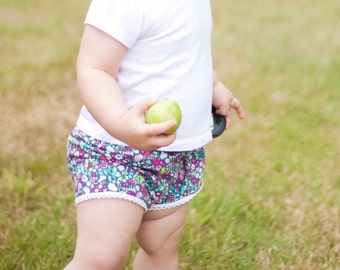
116,98,178,151
212,75,245,130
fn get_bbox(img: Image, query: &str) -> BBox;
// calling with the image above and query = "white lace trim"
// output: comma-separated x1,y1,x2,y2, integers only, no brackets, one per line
75,192,147,210
75,184,204,212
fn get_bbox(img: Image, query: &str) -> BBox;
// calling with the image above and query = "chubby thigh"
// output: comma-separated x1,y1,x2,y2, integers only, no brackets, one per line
67,128,206,211
72,199,144,268
70,196,189,269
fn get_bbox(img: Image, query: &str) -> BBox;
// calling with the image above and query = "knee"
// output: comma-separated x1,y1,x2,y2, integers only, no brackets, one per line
138,225,183,257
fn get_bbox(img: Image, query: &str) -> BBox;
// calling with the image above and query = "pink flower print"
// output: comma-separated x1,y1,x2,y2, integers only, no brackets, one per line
153,159,160,165
140,186,148,196
179,170,185,180
90,177,97,183
153,179,159,186
134,154,143,162
128,180,136,185
158,160,166,166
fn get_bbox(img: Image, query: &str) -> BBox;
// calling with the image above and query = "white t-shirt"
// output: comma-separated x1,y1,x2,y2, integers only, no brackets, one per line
76,0,214,151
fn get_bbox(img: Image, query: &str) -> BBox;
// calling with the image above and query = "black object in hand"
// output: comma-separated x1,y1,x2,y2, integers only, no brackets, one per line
211,106,226,138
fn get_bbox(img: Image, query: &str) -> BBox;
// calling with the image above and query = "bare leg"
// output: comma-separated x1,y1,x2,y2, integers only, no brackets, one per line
65,198,144,270
133,203,189,270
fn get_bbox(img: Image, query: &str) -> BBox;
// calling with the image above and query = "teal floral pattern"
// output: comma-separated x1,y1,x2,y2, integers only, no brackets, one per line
67,129,205,210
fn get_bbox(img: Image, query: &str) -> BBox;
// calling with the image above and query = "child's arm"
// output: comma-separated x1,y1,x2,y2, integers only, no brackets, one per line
76,25,177,151
212,71,245,129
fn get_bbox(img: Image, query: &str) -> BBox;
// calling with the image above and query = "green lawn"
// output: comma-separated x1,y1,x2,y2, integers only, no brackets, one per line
0,0,339,269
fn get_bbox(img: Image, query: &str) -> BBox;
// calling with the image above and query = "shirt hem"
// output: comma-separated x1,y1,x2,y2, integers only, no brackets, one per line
75,112,212,152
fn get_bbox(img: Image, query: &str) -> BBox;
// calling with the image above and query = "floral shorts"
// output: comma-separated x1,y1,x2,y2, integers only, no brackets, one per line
67,129,205,211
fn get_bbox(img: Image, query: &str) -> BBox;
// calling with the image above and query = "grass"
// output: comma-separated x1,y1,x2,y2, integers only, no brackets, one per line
0,0,339,269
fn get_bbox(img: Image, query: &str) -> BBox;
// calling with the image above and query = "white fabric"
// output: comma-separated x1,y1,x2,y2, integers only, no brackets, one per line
76,0,214,151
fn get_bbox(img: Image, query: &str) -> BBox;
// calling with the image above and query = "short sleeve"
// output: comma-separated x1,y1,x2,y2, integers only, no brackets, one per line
84,0,142,48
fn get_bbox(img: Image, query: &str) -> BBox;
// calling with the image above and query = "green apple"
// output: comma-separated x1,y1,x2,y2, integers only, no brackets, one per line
145,99,182,135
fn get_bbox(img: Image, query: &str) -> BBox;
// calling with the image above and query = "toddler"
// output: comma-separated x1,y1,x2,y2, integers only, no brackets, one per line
65,0,245,269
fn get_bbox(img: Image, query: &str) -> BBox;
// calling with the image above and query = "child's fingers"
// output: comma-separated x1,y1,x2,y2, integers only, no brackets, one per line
146,119,178,137
231,98,246,119
133,97,157,117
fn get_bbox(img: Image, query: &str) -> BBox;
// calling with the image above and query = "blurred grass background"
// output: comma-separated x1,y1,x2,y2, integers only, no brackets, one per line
0,0,339,269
